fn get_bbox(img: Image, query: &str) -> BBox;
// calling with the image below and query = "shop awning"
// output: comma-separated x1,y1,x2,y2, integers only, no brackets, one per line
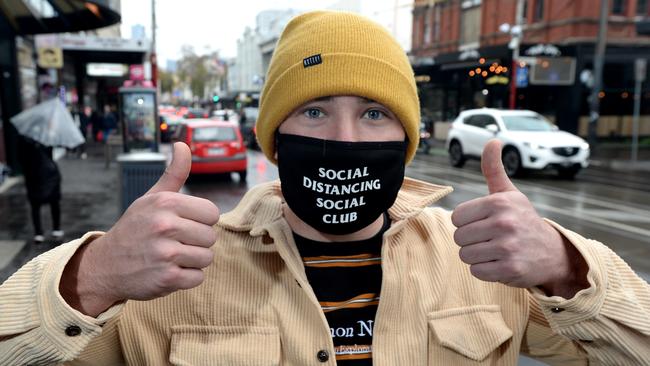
0,0,120,35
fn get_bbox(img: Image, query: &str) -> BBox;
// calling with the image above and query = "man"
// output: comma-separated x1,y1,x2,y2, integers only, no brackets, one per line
1,11,648,365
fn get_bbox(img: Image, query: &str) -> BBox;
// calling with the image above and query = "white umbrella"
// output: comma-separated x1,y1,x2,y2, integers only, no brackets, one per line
10,98,85,148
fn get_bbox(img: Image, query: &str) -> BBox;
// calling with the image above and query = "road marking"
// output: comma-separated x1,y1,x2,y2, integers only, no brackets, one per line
408,172,650,242
409,162,650,217
0,240,26,270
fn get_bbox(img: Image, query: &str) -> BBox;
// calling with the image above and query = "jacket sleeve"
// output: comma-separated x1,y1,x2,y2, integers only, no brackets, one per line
0,232,125,365
522,220,650,365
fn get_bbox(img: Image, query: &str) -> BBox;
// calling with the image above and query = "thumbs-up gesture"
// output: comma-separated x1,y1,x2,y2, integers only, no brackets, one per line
61,143,220,316
451,140,587,295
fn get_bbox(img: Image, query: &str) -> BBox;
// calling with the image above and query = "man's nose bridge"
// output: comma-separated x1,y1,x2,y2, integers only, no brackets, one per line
333,114,359,142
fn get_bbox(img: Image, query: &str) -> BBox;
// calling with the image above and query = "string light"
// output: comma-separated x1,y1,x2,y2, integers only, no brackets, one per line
469,70,475,76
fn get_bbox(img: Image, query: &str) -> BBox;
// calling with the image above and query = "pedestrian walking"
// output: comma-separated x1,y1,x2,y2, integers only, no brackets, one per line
102,105,118,142
16,136,63,243
76,106,90,159
1,11,649,365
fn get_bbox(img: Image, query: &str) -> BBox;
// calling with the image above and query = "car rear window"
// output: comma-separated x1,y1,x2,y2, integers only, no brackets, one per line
192,126,236,142
502,115,554,131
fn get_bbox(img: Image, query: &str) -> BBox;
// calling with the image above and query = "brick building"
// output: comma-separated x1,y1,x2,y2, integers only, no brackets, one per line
411,0,650,137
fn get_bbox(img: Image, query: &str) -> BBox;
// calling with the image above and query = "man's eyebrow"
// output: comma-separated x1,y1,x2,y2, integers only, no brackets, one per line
359,97,378,104
311,96,332,102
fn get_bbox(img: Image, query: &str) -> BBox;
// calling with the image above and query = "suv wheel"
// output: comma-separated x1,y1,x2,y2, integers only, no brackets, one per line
449,140,466,168
502,147,522,177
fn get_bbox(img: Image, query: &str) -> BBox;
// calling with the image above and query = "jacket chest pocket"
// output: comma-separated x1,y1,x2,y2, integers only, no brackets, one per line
427,305,513,365
169,325,280,366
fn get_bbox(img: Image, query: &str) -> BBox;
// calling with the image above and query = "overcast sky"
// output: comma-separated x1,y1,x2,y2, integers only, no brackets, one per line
120,0,413,67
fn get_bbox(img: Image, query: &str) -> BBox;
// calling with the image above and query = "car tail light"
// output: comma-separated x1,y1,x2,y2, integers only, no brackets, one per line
230,141,241,149
190,143,196,152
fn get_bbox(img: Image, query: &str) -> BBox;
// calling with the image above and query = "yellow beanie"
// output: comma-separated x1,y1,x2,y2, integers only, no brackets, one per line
256,10,420,164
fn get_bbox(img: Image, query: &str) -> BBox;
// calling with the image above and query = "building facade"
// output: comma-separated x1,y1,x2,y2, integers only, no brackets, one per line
411,0,650,138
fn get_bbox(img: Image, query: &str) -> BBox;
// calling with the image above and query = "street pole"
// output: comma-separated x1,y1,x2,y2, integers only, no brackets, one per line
508,0,525,109
151,0,158,87
632,59,646,162
588,0,608,146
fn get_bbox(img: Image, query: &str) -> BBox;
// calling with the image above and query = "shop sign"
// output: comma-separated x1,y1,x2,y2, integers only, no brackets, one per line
130,65,145,81
87,63,127,77
524,44,561,57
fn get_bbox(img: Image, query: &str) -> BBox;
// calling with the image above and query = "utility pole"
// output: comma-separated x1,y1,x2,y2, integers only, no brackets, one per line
150,0,158,87
588,0,608,146
508,0,525,109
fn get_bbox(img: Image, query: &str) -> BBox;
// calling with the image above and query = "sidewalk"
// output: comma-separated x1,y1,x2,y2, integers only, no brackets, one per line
0,142,120,282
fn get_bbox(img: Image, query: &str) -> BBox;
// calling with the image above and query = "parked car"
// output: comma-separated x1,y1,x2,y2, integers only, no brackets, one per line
445,108,590,178
159,114,183,143
183,108,209,119
173,119,247,181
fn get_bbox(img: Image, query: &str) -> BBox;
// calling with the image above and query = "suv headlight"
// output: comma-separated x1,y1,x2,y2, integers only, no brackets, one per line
523,142,546,150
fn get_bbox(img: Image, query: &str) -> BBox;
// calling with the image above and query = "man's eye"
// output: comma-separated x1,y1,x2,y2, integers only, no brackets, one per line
304,108,324,118
364,109,385,120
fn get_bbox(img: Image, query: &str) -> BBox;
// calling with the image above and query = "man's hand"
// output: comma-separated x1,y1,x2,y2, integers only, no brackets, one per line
60,142,220,317
451,140,588,297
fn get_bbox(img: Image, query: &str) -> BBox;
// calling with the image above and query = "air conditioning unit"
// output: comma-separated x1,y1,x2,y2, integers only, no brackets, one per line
530,57,576,86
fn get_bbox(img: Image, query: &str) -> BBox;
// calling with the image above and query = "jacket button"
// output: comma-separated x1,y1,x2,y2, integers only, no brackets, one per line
550,307,565,313
65,325,82,337
316,350,329,362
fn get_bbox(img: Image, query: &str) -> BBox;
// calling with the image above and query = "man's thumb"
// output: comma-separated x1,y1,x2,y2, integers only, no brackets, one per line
481,139,518,194
147,142,191,194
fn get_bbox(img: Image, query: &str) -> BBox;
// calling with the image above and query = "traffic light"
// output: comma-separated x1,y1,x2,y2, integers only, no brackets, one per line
212,95,220,103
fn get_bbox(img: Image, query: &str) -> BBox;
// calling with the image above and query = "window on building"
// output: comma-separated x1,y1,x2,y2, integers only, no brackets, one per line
460,2,481,46
612,0,627,15
434,5,441,42
424,7,432,44
533,0,545,21
637,0,648,15
523,0,529,23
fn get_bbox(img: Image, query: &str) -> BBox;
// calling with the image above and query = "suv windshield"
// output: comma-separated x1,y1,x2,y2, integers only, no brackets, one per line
192,126,236,142
502,115,554,131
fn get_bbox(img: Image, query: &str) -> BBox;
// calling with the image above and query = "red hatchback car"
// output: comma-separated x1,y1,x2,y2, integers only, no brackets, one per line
174,119,248,181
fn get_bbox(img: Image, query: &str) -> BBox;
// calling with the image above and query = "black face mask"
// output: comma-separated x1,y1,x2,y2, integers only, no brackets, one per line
277,133,406,235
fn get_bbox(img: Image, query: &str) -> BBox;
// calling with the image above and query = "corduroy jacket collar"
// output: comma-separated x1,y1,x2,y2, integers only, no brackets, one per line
217,177,454,235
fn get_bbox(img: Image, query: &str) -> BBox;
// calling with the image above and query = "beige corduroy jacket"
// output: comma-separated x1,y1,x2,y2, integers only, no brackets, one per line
1,178,649,365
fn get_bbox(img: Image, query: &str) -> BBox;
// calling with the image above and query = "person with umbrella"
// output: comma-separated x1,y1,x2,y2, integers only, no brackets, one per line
16,136,63,242
10,98,84,242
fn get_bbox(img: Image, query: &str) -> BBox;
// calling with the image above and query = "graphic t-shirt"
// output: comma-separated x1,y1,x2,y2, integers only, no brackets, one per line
293,213,389,365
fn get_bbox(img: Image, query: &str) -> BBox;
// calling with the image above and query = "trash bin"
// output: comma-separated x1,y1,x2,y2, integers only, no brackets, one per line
117,152,166,213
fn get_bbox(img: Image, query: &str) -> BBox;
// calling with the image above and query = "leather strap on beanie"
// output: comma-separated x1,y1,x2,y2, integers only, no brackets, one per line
255,10,420,164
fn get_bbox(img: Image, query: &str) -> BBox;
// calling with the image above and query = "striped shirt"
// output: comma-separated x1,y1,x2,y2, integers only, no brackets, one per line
293,213,389,365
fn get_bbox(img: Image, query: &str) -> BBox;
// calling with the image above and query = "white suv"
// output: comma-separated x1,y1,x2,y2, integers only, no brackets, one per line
445,109,590,178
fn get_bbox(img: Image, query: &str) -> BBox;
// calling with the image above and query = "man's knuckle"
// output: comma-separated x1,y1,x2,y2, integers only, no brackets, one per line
158,267,181,289
152,218,176,236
